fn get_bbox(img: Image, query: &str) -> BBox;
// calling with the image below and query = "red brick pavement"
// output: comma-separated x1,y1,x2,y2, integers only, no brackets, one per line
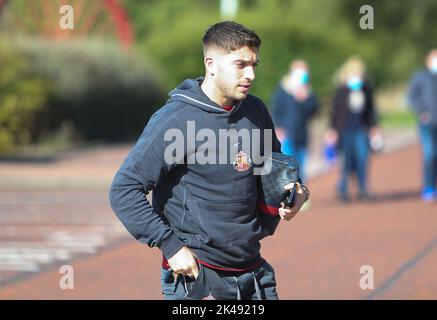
0,145,436,299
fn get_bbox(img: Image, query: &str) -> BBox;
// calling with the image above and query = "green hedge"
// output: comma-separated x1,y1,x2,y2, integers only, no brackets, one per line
14,38,167,143
0,36,167,155
0,39,49,154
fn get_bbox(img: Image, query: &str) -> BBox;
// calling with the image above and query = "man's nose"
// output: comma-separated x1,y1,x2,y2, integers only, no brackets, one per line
244,66,255,81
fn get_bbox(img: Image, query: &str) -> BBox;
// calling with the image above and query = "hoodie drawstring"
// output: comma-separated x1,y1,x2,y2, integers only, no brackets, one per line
233,277,241,300
252,272,262,300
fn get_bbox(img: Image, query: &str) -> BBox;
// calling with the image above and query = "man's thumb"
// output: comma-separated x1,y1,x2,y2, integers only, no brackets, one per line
192,263,199,279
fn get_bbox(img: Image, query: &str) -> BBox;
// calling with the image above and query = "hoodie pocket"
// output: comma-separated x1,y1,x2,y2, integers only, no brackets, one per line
185,198,259,251
182,200,212,245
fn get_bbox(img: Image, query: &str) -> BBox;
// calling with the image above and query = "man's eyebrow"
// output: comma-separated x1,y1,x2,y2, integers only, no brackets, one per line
233,59,260,64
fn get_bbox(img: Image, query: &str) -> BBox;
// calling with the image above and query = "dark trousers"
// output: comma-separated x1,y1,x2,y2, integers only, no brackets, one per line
338,128,370,196
419,124,437,192
160,260,278,300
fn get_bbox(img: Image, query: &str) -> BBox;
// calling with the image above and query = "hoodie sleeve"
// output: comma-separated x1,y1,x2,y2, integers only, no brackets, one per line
407,71,426,114
270,86,286,128
305,94,319,118
330,88,342,131
109,105,186,260
367,85,378,128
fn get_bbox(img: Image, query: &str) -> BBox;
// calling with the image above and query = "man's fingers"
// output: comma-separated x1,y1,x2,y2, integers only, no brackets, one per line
169,261,199,279
280,206,297,214
192,264,199,279
279,206,298,220
283,182,295,190
280,211,297,221
279,183,309,221
167,246,199,277
179,265,199,279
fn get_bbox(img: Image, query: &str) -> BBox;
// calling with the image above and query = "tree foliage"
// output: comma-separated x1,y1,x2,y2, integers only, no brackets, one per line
124,0,436,101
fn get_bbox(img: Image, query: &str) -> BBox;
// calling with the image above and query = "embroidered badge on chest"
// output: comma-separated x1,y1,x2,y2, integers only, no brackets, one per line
233,150,253,172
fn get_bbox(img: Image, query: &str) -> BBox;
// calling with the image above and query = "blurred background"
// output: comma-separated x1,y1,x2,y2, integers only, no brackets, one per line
0,0,436,299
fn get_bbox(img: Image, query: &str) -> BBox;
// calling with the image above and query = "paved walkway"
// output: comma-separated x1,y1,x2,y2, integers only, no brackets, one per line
0,145,131,286
0,141,436,299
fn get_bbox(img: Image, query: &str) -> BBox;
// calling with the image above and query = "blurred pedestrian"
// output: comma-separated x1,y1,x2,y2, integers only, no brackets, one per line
271,59,319,182
408,49,437,203
325,56,380,202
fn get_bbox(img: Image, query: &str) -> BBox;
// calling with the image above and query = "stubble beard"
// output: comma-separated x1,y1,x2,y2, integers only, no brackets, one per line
216,78,246,105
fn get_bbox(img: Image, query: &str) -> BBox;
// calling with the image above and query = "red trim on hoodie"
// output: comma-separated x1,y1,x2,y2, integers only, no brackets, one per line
162,256,264,272
258,201,280,216
162,256,171,269
197,258,264,272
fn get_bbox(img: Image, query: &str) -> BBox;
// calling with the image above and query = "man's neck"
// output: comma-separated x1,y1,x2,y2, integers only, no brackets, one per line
201,76,235,108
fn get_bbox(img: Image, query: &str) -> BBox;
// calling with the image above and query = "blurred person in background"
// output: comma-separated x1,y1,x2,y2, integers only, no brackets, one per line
325,56,380,202
271,59,319,182
408,49,437,203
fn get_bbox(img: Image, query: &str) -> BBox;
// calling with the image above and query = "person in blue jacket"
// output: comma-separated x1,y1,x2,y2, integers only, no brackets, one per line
109,21,309,300
408,49,437,203
271,59,318,182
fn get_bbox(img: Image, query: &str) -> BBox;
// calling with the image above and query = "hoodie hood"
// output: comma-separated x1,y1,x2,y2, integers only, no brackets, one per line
168,77,243,114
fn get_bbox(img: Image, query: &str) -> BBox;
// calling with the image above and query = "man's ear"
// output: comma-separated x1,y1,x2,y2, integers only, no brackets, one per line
204,54,218,76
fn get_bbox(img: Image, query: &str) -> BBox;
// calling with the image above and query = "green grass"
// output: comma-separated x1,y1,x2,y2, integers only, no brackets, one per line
379,110,416,129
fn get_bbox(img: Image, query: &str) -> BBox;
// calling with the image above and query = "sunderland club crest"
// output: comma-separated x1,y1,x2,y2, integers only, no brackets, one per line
233,150,253,172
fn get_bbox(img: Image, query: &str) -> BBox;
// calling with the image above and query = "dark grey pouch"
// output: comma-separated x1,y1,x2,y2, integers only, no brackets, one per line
259,152,301,210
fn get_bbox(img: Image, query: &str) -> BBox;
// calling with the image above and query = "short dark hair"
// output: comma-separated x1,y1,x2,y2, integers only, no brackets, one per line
202,21,261,52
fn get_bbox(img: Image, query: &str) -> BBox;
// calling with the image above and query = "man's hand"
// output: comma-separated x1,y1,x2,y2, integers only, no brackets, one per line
167,246,199,279
279,182,309,221
324,128,338,146
369,126,381,139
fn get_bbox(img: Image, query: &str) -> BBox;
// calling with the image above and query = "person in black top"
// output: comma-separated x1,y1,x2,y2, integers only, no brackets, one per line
325,56,380,202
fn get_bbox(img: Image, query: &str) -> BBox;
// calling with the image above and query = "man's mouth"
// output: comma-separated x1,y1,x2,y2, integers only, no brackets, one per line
238,84,251,92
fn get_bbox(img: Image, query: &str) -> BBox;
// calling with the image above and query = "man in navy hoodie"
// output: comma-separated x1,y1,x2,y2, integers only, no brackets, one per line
109,21,309,300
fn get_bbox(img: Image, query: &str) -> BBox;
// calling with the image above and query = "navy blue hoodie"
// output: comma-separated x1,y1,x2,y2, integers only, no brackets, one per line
408,69,437,127
271,85,318,148
109,77,282,270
